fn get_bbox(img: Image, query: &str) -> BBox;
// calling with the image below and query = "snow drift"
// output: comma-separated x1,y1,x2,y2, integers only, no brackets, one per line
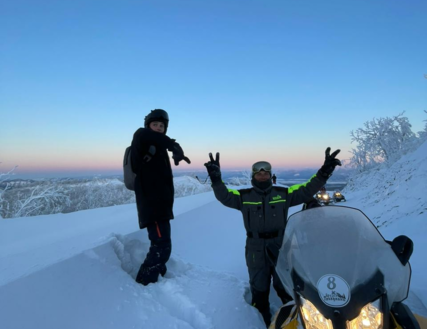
1,142,427,329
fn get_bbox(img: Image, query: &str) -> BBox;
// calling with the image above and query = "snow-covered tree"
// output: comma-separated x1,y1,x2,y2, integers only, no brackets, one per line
229,170,252,186
241,169,252,185
2,174,218,218
349,112,417,171
418,110,427,142
0,164,18,219
3,181,71,218
173,176,212,197
64,178,135,213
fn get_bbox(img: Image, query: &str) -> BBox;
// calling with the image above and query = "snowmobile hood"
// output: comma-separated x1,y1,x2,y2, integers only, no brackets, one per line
276,206,411,310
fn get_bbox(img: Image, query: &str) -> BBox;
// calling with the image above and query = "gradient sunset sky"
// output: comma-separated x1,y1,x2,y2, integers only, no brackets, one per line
1,0,426,178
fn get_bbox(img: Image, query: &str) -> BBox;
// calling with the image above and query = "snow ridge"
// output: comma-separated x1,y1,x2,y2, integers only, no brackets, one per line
343,140,427,227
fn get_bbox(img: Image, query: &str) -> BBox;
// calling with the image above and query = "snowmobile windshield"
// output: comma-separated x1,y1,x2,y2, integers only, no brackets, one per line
276,206,411,308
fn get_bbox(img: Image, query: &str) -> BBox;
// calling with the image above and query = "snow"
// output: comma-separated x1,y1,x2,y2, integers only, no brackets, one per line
1,142,427,329
342,140,427,317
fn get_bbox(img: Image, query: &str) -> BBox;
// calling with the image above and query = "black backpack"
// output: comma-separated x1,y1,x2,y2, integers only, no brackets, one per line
123,145,156,191
123,146,136,191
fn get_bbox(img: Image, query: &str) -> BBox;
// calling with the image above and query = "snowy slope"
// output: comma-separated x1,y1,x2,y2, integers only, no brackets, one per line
342,140,427,310
0,194,268,329
343,140,427,228
1,142,427,329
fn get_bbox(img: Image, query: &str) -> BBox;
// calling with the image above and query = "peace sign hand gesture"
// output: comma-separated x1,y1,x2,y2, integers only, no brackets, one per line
319,147,342,178
204,152,222,183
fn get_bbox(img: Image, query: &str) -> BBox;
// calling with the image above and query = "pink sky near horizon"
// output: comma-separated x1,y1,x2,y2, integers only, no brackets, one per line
3,147,337,177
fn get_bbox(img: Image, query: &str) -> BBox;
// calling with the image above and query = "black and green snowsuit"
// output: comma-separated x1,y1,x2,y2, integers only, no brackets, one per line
211,174,327,325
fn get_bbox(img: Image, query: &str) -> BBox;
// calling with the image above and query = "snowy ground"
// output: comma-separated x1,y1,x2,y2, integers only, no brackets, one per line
1,142,426,329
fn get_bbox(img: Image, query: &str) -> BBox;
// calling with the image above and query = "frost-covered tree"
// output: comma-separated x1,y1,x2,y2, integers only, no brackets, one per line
1,164,75,218
2,177,136,218
350,112,417,171
64,177,135,213
173,176,212,197
229,170,252,186
3,181,71,218
0,164,17,219
241,169,252,185
2,174,217,218
418,110,427,142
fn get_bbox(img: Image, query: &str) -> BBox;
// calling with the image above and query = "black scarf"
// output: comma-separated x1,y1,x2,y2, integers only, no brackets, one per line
251,178,272,191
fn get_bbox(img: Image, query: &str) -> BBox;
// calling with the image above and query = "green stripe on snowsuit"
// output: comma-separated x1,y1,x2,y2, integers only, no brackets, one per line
227,188,240,196
243,200,287,205
287,174,317,194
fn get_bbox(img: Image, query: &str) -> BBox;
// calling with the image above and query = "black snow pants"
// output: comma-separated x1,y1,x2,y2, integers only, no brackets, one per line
136,220,172,286
250,266,292,327
246,237,292,327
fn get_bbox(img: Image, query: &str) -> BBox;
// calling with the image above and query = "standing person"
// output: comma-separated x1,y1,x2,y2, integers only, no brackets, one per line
131,109,191,286
271,174,277,184
204,148,341,327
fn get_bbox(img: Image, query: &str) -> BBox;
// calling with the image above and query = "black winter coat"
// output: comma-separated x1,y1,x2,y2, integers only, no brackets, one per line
131,128,175,229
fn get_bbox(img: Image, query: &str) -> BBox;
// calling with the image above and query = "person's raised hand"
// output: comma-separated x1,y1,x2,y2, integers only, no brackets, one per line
204,152,221,183
319,147,341,178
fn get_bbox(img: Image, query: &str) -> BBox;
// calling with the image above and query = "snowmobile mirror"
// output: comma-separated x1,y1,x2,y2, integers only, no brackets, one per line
391,235,413,266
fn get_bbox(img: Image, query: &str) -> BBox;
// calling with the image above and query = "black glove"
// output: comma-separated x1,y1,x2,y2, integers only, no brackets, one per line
303,198,322,210
204,152,222,184
318,147,342,178
171,142,191,166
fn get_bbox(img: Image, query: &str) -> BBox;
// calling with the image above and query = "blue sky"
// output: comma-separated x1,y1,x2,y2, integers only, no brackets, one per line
1,0,426,178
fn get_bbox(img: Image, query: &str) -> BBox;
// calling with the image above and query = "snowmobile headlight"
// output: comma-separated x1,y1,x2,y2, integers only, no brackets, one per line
299,297,383,329
336,193,341,196
347,298,383,329
300,296,333,329
322,194,329,200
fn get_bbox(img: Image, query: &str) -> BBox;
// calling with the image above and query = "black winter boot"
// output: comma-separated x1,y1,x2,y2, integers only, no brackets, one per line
260,309,272,327
136,263,164,286
276,287,292,305
251,288,271,327
159,264,167,277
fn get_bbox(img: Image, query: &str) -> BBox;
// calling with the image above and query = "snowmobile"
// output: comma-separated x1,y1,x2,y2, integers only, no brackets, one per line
333,190,346,202
315,192,331,205
270,206,422,329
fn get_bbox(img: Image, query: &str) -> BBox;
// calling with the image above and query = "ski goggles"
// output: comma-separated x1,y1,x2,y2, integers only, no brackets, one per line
252,161,272,175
